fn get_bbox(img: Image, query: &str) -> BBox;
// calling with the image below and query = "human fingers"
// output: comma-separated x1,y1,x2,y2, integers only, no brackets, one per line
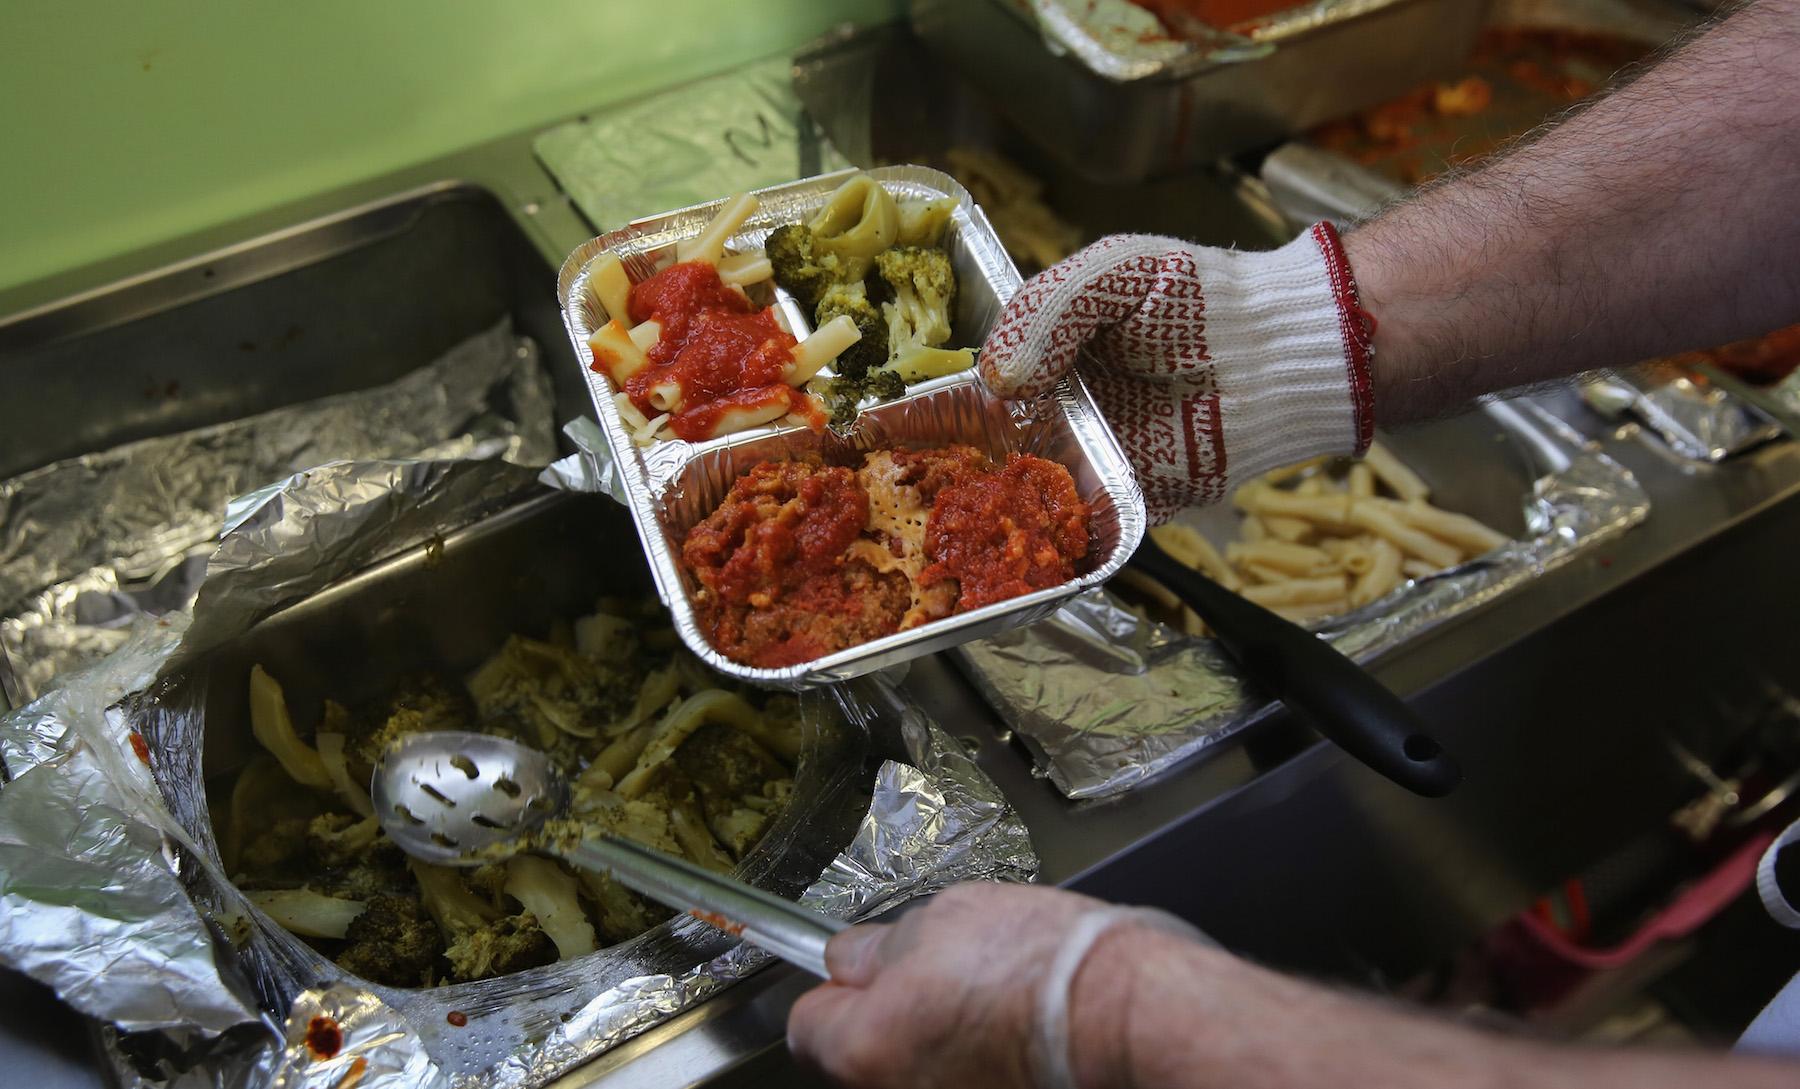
823,922,892,988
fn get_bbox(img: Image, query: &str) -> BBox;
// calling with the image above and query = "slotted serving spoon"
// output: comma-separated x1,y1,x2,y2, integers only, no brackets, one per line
373,731,845,977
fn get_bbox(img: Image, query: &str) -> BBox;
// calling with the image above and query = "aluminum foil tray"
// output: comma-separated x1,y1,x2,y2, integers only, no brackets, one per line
556,165,1147,688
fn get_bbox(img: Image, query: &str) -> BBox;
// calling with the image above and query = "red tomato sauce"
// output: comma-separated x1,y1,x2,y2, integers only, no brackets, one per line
683,460,905,668
621,261,800,441
921,454,1090,611
683,447,1092,667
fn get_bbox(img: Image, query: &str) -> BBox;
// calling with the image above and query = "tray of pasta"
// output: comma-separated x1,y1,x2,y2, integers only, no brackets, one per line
557,165,1147,688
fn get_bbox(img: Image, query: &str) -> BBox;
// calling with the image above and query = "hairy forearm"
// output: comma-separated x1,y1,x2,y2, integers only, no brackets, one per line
1346,0,1800,422
1072,927,1795,1089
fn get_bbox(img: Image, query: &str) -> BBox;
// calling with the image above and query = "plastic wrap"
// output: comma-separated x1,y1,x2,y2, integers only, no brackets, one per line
556,165,1147,687
0,320,555,704
0,455,1034,1088
957,397,1652,798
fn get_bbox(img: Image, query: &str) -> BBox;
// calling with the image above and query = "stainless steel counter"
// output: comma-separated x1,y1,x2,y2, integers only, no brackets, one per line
3,28,1798,1089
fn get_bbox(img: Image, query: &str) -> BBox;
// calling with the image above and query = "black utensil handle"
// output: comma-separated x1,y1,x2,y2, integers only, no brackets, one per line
1131,538,1461,797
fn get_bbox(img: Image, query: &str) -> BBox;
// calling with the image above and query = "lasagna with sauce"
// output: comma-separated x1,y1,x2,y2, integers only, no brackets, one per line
682,445,1091,667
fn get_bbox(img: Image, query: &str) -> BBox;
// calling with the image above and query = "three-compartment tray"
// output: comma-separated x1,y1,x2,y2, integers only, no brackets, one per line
556,165,1147,687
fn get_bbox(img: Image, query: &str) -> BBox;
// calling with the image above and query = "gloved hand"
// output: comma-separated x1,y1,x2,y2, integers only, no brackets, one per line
979,224,1376,522
786,882,1206,1089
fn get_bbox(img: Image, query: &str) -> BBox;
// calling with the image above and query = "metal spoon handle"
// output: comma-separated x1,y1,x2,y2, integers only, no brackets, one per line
558,835,846,978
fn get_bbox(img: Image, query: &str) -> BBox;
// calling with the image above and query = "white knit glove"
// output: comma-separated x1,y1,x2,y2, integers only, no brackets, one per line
980,223,1377,522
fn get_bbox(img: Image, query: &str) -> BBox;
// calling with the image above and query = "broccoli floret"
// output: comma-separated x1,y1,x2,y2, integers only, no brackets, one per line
865,368,906,401
336,894,443,988
306,813,380,868
764,223,842,311
443,912,558,982
875,246,957,353
237,816,312,881
672,725,793,859
813,281,888,382
467,636,631,752
348,675,471,768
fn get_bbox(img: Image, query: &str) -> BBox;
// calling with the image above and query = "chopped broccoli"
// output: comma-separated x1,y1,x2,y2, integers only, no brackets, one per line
875,246,957,353
337,894,444,988
865,368,906,401
764,223,842,311
237,816,311,880
673,725,793,859
813,281,888,382
305,813,380,868
443,912,558,982
467,636,631,750
347,675,471,768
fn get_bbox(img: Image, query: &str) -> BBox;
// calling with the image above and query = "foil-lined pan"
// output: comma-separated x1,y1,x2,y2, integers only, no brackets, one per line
0,319,555,706
957,396,1652,798
0,456,1035,1089
556,164,1147,689
1582,365,1784,463
908,0,1490,182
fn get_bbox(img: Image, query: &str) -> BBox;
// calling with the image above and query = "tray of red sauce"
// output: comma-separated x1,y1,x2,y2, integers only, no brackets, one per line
557,166,1147,687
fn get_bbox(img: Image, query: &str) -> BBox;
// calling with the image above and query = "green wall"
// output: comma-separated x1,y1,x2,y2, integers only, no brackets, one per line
0,1,902,295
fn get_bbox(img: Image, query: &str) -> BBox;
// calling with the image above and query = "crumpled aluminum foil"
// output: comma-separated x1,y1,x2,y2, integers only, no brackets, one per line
1582,365,1782,463
957,397,1654,799
0,319,555,704
0,450,1034,1089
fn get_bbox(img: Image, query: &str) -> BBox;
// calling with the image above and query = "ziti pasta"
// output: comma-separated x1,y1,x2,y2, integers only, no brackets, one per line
1131,442,1509,631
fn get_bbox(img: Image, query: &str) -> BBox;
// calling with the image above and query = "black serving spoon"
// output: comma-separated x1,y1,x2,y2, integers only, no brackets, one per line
1129,537,1461,797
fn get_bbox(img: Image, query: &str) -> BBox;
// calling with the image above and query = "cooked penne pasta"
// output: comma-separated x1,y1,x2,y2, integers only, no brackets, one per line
1363,441,1430,502
628,319,662,354
634,412,671,446
1380,500,1509,556
716,251,773,286
787,314,863,384
675,192,759,266
589,253,633,327
699,388,797,439
1241,490,1355,529
1347,503,1462,568
1262,515,1314,543
878,345,976,383
588,320,650,384
1272,599,1351,623
1350,538,1403,608
1241,575,1348,607
1225,539,1336,577
1116,446,1505,632
1318,537,1375,575
614,392,650,432
1149,524,1238,589
646,380,683,413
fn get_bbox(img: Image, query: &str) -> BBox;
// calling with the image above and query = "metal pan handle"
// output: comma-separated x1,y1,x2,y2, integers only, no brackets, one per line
1130,538,1460,798
559,834,847,978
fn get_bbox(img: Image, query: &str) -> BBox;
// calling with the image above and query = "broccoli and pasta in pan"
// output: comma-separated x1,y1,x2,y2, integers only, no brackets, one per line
217,597,816,988
583,173,978,445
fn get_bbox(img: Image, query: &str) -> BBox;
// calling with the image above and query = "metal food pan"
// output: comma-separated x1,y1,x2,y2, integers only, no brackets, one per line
909,0,1492,184
557,166,1147,688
